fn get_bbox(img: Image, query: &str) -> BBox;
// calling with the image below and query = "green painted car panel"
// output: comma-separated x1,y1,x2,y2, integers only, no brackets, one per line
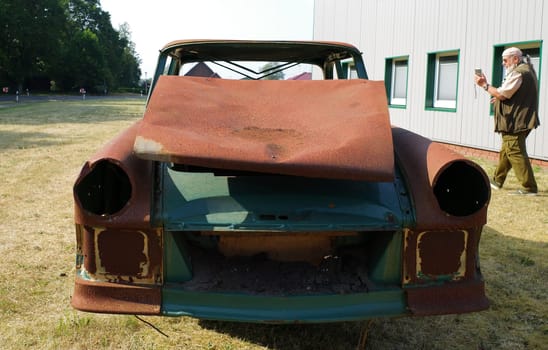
158,164,412,321
161,165,408,231
161,288,407,322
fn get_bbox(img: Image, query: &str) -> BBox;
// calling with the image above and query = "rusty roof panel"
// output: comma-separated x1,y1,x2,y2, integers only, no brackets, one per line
161,39,361,52
134,76,394,181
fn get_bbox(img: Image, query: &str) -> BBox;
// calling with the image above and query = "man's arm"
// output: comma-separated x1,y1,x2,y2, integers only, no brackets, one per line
475,71,522,101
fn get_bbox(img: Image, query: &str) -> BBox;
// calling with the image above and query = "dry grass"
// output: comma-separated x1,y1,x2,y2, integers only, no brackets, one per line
0,98,546,349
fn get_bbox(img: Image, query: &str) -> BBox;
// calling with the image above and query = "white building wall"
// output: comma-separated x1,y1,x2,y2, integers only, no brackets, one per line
313,0,547,161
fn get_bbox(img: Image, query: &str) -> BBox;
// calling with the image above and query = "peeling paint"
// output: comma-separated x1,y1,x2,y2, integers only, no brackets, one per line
416,230,467,281
78,225,162,285
134,136,164,155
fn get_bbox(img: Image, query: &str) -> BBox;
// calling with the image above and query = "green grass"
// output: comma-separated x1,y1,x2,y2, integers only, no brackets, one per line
0,98,546,349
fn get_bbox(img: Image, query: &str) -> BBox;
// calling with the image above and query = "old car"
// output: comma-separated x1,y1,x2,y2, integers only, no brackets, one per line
71,40,490,322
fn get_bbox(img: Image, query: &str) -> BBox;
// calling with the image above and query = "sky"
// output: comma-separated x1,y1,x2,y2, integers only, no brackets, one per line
100,0,315,78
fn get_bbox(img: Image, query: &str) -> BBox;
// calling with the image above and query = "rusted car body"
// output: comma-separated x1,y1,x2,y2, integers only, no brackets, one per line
72,40,490,322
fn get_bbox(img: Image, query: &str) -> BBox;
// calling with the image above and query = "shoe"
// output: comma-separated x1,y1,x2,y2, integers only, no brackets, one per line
489,179,501,190
510,189,538,196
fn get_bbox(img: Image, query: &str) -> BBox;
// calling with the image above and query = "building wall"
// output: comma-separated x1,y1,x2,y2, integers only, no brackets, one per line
313,0,547,161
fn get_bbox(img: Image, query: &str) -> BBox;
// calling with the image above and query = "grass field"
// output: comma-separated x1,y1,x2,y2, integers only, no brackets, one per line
0,98,546,349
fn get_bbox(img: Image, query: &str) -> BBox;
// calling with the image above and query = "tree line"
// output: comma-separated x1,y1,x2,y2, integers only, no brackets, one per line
0,0,141,94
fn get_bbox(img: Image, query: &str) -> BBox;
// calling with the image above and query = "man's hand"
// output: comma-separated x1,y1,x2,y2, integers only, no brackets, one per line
474,72,487,87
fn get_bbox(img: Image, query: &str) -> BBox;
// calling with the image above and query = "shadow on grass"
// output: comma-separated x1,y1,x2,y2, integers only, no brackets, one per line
0,97,145,125
196,225,547,350
0,130,62,149
199,320,367,350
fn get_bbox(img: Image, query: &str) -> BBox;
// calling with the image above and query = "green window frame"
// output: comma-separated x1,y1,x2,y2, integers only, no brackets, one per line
425,50,460,112
385,56,409,108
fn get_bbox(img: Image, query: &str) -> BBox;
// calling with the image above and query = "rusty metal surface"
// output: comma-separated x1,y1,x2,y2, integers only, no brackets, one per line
416,230,467,278
74,121,154,229
213,231,359,265
73,121,164,313
72,279,161,315
79,226,162,284
161,39,361,53
392,127,489,230
134,76,394,181
406,280,489,316
394,125,491,316
403,227,483,285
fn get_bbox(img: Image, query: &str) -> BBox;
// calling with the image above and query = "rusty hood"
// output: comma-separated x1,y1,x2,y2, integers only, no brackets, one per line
134,76,394,181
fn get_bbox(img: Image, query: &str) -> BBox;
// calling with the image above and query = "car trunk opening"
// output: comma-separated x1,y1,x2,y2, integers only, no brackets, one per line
159,165,407,296
169,230,403,296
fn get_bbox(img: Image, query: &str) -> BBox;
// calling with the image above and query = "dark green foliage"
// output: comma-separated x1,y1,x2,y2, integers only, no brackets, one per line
0,0,141,93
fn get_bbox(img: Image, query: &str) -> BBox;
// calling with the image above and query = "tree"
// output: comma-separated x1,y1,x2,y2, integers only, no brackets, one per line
259,62,286,80
0,0,142,92
56,29,106,90
0,0,66,90
116,22,142,88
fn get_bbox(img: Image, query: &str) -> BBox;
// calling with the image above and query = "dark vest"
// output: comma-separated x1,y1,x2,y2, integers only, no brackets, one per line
493,63,540,133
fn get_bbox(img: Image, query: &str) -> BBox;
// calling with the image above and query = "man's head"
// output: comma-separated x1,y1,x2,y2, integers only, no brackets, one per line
502,47,522,72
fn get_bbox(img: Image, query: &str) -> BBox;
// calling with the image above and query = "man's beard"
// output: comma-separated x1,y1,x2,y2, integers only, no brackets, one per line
506,63,518,75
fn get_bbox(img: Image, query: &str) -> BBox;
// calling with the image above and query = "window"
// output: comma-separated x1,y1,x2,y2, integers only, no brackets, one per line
348,64,358,79
385,57,409,107
426,51,460,111
340,60,359,79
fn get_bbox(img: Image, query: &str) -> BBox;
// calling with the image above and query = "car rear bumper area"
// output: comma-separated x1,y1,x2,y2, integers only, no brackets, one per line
161,288,407,323
71,277,488,322
72,279,162,315
406,280,489,316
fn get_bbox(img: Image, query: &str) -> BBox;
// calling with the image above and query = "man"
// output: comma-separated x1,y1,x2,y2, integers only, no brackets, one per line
475,47,540,195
